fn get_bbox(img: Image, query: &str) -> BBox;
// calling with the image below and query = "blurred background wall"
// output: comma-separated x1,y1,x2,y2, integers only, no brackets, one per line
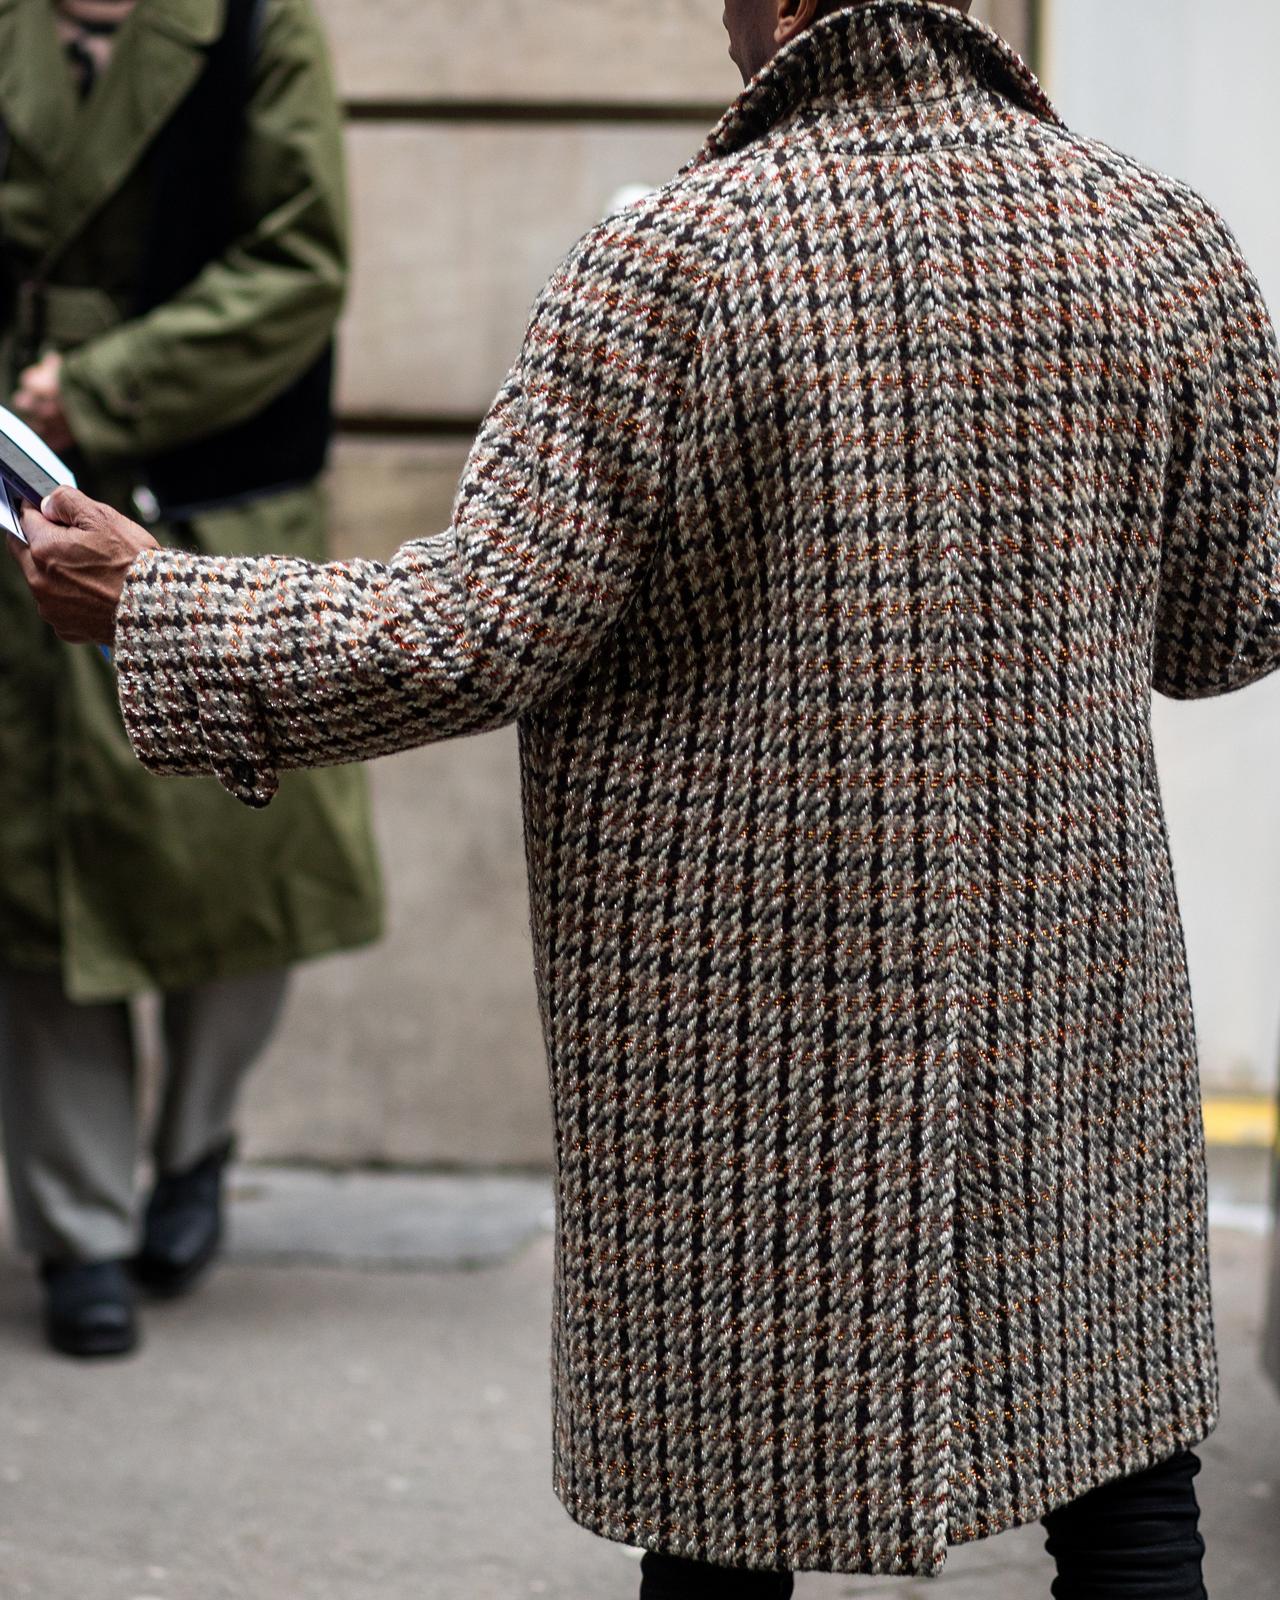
245,0,1277,1171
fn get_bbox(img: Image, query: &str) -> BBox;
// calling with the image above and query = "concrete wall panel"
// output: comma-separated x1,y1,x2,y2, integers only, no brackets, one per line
313,0,741,107
244,726,551,1168
339,122,707,419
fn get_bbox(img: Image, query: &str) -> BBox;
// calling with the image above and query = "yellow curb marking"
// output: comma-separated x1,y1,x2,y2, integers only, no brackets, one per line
1202,1097,1277,1150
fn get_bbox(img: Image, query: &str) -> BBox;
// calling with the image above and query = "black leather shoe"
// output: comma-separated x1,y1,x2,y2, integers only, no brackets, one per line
132,1138,233,1299
41,1259,138,1358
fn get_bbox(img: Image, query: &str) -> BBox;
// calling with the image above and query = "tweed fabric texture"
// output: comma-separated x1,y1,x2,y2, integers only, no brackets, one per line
113,1,1280,1577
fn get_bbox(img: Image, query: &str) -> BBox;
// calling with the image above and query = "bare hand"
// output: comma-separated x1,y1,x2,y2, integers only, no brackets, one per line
7,487,160,645
13,352,76,455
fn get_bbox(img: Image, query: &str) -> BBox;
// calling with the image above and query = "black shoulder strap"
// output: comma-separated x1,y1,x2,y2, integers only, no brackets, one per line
137,0,267,313
142,0,337,515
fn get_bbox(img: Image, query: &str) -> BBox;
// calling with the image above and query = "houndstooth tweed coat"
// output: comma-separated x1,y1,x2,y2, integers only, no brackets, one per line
111,0,1280,1577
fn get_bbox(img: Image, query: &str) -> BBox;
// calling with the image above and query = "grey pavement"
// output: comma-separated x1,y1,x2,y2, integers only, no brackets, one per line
0,1167,1277,1600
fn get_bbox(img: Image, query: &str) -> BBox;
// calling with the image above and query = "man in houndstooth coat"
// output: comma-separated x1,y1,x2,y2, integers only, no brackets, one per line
12,0,1280,1590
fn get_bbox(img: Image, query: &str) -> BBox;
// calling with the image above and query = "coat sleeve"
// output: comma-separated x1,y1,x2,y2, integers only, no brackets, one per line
113,203,706,806
1152,211,1280,700
57,0,347,463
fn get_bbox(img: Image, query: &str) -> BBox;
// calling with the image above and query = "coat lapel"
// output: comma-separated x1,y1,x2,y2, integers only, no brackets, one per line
0,0,80,179
37,0,227,270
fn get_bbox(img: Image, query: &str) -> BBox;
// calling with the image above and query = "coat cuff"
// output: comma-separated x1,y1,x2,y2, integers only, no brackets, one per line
60,337,149,463
114,548,281,808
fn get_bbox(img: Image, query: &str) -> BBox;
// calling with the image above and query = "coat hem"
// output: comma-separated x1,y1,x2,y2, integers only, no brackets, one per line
945,1405,1220,1554
551,1478,947,1578
550,1404,1219,1578
60,917,385,1004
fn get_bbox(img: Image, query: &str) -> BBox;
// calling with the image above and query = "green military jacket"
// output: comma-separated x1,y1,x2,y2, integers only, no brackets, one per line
0,0,383,1000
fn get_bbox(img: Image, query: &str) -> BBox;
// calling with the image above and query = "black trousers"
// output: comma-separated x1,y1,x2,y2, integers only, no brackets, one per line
638,1449,1207,1599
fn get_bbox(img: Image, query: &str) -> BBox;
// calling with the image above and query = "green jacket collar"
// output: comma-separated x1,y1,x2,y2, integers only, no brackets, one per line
134,0,225,49
0,0,80,177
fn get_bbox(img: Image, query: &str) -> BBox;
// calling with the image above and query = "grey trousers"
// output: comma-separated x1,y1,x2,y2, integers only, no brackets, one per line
0,965,288,1263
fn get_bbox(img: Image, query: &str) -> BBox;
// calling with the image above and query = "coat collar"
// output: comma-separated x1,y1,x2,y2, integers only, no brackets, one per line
129,0,225,48
0,0,226,267
698,0,1062,163
0,0,80,177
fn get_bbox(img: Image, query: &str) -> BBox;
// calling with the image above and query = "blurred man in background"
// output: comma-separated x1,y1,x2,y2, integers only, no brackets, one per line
0,0,382,1358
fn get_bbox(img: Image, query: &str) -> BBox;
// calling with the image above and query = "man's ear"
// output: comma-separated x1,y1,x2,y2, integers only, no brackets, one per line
774,0,823,50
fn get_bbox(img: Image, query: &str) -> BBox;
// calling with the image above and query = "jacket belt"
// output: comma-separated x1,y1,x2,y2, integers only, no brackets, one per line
12,281,123,361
